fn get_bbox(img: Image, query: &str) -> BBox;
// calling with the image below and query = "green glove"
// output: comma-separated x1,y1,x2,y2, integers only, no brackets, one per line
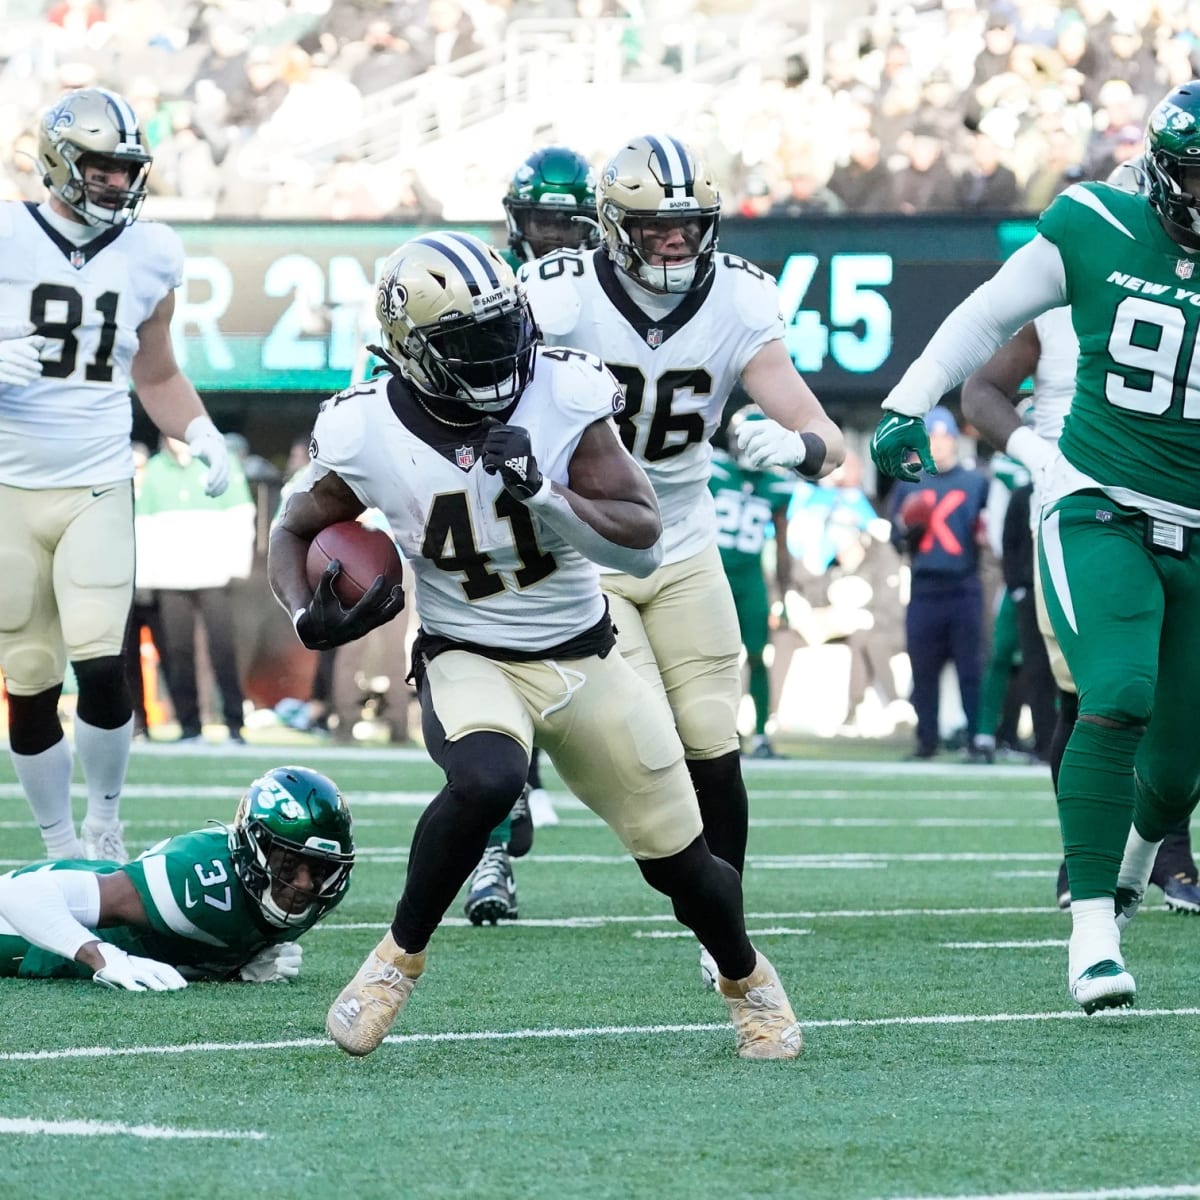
870,413,938,482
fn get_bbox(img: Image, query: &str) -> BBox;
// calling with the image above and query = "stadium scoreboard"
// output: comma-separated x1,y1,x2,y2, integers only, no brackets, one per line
171,216,1039,399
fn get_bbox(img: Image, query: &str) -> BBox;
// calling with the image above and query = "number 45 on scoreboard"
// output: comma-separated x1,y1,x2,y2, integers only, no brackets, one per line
778,252,893,375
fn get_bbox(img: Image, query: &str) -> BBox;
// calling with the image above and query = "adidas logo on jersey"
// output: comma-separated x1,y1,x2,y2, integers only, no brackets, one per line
505,456,528,480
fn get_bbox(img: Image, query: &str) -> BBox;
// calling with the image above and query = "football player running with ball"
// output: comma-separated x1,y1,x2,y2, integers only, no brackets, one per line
270,232,802,1061
0,766,354,987
520,134,844,987
0,88,230,865
870,81,1200,1015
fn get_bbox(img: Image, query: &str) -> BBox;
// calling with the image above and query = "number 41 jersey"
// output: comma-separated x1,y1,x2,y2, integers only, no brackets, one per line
0,200,183,489
521,248,782,566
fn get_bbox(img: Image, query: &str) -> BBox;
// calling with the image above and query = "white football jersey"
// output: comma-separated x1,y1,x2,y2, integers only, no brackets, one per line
307,348,626,651
0,201,182,488
520,248,782,565
1031,306,1076,444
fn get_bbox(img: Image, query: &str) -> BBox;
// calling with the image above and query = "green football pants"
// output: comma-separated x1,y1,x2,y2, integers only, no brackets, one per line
1038,492,1200,899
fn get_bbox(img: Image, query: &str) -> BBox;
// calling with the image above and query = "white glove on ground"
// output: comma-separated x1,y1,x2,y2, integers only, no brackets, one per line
0,322,46,388
184,415,230,497
238,941,302,983
736,419,806,470
92,943,188,992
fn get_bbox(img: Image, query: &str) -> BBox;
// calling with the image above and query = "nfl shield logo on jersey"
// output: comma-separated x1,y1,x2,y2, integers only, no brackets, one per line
646,328,664,348
69,248,86,270
1177,259,1195,280
455,445,475,469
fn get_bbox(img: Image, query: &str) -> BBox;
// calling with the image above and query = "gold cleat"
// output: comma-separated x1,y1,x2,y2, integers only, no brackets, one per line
326,932,425,1057
718,951,803,1060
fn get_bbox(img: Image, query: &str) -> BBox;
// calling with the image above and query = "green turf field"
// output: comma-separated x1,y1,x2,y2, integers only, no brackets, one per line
0,745,1197,1200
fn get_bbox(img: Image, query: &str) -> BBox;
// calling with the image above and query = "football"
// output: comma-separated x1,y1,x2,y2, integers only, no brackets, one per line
899,490,936,529
305,521,405,607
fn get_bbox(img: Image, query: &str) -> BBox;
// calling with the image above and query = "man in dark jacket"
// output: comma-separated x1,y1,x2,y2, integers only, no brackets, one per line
888,407,990,758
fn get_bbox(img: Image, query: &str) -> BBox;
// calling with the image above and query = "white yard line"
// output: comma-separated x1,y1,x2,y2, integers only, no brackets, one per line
315,906,1074,931
633,927,811,938
0,1116,265,1140
941,940,1068,949
4,1007,1199,1062
880,1186,1200,1200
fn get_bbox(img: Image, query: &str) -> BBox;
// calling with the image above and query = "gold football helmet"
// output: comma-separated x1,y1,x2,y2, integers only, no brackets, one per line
375,232,538,413
36,87,152,227
597,134,721,294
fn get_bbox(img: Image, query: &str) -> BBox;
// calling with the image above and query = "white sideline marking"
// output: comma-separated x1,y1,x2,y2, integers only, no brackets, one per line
0,1117,265,1141
633,927,811,939
881,1186,1200,1200
5,1008,1200,1062
941,940,1067,949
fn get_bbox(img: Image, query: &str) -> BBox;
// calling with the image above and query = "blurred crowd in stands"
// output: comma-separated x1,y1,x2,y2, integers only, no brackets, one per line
0,0,1191,221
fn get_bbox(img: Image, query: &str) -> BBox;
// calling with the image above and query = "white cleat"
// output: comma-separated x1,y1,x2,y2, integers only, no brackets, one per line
699,947,718,991
1070,959,1136,1014
81,820,127,865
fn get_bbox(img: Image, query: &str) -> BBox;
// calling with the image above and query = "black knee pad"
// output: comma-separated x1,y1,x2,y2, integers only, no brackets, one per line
7,685,65,756
637,836,709,895
442,731,529,826
72,655,132,730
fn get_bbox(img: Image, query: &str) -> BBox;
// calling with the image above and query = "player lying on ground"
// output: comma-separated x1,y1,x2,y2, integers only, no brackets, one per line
0,766,354,989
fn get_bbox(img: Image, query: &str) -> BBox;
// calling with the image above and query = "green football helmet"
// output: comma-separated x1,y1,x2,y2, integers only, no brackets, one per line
1145,81,1200,246
502,146,600,263
229,767,355,929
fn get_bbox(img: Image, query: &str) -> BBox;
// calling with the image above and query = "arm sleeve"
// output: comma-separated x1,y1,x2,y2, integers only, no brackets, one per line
525,475,665,578
882,235,1068,418
0,869,102,962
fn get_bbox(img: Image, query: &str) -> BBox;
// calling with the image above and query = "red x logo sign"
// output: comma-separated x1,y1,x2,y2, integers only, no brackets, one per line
918,489,967,555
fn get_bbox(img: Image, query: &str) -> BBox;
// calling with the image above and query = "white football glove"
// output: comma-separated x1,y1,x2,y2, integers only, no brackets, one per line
92,942,188,992
238,941,302,983
0,322,46,388
736,419,806,470
184,414,230,498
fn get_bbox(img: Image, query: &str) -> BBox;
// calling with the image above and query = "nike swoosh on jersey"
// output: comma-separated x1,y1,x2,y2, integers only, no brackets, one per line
183,880,198,909
91,487,115,498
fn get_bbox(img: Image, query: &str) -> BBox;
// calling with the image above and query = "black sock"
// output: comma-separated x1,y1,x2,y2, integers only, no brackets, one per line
685,751,748,876
392,732,527,952
638,836,755,980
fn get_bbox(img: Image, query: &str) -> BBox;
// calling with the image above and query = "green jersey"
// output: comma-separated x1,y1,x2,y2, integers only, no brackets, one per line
1039,183,1200,516
0,828,319,981
708,449,794,572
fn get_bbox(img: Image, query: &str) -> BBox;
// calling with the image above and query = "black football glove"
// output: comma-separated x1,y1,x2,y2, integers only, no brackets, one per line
295,560,404,651
481,418,543,501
